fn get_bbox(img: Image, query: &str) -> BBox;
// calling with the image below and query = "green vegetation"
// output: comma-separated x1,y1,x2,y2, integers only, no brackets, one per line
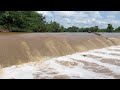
0,11,46,32
0,11,119,32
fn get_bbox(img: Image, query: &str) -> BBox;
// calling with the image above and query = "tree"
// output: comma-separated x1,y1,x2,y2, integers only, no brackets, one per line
60,25,66,32
67,26,79,32
0,11,118,33
0,11,46,32
86,26,99,32
114,26,120,32
94,26,99,32
88,27,95,32
50,21,61,32
106,24,114,32
45,21,61,32
78,28,83,32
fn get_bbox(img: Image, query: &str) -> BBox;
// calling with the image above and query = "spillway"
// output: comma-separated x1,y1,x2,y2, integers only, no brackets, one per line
0,33,120,67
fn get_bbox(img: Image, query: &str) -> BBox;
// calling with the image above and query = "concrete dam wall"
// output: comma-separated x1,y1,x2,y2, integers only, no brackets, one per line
0,33,120,67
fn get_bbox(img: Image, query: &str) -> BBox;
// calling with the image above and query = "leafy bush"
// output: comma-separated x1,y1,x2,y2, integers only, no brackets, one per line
0,11,46,32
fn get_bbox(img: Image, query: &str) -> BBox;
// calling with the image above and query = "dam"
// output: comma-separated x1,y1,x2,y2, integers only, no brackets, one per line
0,33,120,68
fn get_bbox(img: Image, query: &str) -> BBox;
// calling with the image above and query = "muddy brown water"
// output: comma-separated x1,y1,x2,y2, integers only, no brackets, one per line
0,32,120,67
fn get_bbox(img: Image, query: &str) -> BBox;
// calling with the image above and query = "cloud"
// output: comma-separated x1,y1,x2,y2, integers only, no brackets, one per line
55,11,76,18
37,11,120,28
37,11,53,17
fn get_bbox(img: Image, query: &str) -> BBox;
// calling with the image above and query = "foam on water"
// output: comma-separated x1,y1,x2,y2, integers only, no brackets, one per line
0,45,120,79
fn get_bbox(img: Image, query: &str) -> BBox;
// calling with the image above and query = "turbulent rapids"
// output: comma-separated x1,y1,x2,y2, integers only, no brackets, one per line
0,45,120,79
0,33,120,68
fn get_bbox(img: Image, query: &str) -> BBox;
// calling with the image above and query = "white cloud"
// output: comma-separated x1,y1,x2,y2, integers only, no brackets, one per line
107,15,116,19
37,11,53,17
55,11,76,18
37,11,120,28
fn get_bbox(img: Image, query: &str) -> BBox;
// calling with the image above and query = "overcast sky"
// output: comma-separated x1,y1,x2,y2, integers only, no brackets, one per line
37,11,120,29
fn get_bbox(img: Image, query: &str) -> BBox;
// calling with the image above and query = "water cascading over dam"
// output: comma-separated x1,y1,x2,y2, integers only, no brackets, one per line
1,33,120,67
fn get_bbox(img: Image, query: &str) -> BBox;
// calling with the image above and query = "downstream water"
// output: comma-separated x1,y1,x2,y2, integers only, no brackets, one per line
1,45,120,79
0,33,120,67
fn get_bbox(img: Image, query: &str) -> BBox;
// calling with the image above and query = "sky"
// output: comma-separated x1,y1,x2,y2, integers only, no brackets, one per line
37,11,120,29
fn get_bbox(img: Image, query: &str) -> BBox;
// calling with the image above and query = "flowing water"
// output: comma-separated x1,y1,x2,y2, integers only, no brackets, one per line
0,45,120,79
0,32,120,67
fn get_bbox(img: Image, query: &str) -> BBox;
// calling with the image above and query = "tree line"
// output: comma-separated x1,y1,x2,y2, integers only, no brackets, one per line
0,11,120,32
